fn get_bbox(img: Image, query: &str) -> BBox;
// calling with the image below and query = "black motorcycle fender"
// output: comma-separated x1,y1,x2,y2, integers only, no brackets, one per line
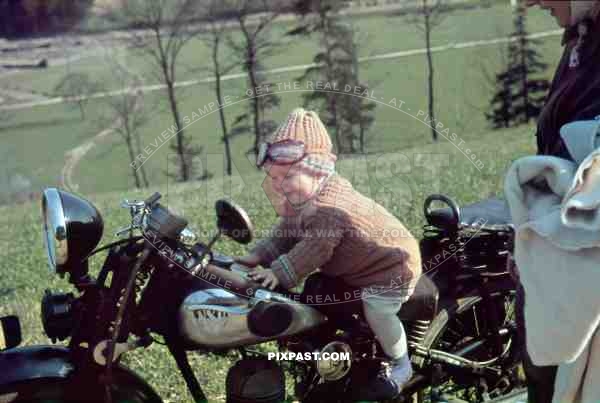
0,345,162,402
0,345,74,387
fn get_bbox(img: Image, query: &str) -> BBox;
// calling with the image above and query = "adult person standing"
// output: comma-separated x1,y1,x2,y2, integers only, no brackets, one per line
527,0,600,158
516,1,600,402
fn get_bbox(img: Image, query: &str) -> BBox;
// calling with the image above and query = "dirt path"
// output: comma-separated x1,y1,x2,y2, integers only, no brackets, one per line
59,42,143,191
0,88,49,103
59,125,116,191
60,89,144,191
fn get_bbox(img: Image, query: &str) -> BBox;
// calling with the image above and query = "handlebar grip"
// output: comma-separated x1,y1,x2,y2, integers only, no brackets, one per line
145,192,161,206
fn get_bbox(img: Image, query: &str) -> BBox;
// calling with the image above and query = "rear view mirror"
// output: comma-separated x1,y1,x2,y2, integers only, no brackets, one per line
215,199,254,244
0,316,21,350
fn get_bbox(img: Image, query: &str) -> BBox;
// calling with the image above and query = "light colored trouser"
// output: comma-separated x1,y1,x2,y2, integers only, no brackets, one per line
361,286,412,360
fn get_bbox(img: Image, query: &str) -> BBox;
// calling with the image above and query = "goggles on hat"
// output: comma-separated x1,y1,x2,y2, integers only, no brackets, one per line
256,140,306,168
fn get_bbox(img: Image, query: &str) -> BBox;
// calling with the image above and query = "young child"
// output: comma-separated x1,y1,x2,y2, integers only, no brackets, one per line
237,108,422,395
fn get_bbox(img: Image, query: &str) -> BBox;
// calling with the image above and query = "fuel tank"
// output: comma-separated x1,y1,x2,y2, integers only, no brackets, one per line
178,288,327,349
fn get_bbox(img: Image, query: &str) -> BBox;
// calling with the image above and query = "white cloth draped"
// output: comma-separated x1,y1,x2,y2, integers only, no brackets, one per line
504,118,600,403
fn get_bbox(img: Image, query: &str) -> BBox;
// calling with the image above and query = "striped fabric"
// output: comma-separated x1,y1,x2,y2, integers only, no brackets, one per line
296,154,336,177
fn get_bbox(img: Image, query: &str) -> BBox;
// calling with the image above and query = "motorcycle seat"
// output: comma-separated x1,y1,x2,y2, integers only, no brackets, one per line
397,274,438,322
342,275,439,340
329,274,440,338
301,273,439,326
425,195,513,232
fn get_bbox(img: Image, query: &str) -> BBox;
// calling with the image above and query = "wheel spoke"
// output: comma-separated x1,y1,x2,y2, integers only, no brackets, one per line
472,305,481,337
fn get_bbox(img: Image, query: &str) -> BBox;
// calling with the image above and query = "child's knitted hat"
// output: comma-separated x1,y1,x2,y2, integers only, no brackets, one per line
265,108,337,177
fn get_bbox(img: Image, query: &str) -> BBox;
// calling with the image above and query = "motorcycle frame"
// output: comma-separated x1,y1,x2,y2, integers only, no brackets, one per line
64,235,215,402
56,227,521,403
406,272,519,397
290,269,519,401
278,271,519,402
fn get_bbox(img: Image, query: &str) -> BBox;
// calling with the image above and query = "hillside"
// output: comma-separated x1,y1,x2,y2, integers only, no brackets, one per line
0,123,536,402
0,1,561,202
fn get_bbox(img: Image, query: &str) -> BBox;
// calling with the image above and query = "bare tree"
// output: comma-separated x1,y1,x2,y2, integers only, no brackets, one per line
120,0,205,182
111,91,150,189
200,0,246,177
407,0,447,141
99,60,151,189
228,0,282,156
54,72,100,120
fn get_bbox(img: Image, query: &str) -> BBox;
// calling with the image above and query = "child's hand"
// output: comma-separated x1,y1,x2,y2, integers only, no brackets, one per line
235,253,261,268
248,268,279,290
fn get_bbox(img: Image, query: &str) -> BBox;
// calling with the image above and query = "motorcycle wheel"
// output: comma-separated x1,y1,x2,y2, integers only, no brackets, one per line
7,375,163,403
405,289,526,403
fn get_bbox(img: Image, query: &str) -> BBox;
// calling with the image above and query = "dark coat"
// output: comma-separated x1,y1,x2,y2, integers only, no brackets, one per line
536,17,600,159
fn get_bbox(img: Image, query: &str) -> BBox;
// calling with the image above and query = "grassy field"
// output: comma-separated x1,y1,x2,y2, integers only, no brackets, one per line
71,31,561,195
0,4,558,398
0,122,536,402
0,1,562,199
0,1,559,94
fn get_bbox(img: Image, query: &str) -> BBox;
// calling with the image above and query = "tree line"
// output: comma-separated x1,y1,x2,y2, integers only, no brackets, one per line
0,0,299,37
0,0,93,37
57,0,382,188
51,0,550,191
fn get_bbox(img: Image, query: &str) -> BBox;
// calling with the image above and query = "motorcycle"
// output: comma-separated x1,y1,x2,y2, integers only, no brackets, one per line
0,189,526,403
0,316,21,352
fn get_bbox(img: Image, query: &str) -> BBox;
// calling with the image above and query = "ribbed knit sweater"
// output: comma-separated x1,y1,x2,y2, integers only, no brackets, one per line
251,174,422,290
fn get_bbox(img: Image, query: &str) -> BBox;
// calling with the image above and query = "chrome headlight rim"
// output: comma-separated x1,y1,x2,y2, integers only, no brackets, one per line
42,188,68,273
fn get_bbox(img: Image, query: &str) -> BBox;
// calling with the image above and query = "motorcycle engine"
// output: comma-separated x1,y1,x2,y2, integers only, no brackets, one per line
226,358,285,403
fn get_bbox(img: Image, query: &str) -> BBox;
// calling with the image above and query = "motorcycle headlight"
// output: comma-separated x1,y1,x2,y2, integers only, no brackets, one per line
41,188,104,274
42,188,68,272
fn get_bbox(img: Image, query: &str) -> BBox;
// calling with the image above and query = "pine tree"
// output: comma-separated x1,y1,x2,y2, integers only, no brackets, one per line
291,0,376,154
344,27,377,153
487,3,549,129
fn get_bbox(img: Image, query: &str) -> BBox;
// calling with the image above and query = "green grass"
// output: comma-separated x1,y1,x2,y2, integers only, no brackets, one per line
0,123,535,402
0,100,108,195
0,1,560,95
3,35,560,197
0,2,562,198
70,33,560,195
0,3,557,400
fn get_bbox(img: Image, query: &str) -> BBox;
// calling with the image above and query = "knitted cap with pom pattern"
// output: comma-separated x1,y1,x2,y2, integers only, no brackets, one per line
268,108,334,155
265,108,337,177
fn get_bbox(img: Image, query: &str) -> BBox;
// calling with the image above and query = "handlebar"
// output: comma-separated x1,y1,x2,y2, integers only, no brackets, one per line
166,242,260,296
120,200,145,209
144,192,161,206
117,192,197,242
120,192,161,210
156,240,297,303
